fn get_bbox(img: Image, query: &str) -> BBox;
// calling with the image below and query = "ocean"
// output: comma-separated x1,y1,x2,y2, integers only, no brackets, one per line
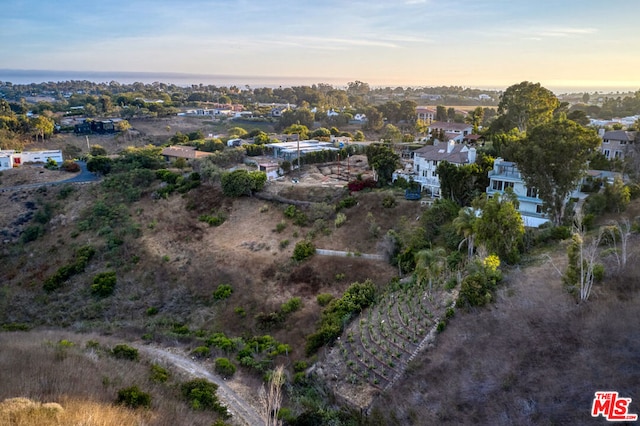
0,69,346,89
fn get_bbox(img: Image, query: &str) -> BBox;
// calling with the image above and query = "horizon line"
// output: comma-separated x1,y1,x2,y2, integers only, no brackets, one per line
1,68,639,95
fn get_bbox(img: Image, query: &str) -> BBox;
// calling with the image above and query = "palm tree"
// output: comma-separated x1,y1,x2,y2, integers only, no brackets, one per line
453,207,477,259
414,247,447,293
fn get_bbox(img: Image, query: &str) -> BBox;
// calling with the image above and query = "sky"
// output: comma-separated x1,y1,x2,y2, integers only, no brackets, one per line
2,0,639,92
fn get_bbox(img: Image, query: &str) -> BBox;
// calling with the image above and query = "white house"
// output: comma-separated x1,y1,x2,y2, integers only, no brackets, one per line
486,157,548,227
353,113,367,122
0,150,64,170
428,121,473,137
416,106,436,124
407,141,477,197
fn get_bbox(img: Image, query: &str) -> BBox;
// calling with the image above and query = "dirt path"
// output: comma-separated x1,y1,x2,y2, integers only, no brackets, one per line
134,345,263,426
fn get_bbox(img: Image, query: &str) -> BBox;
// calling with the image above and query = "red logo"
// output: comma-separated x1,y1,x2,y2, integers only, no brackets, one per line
592,391,638,422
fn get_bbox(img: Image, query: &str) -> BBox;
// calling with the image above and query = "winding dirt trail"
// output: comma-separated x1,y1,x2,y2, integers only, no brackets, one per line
135,345,263,426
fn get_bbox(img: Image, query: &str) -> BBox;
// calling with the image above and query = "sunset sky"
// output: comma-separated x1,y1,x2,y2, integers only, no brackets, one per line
2,0,639,91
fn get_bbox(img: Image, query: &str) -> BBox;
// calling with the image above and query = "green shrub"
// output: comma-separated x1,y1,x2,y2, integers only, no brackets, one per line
214,357,237,378
150,364,169,383
91,271,117,297
21,224,44,243
281,297,302,314
316,293,334,306
293,360,308,372
436,320,447,333
445,307,455,319
213,284,233,300
198,213,226,226
334,212,347,228
181,378,229,417
112,344,139,361
116,385,151,409
283,205,297,218
336,196,357,210
58,185,75,199
293,240,315,261
382,194,396,208
191,346,211,359
275,221,287,233
279,239,290,249
146,307,159,316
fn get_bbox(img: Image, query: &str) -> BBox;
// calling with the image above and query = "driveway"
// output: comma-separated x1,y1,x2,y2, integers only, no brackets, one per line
0,161,100,193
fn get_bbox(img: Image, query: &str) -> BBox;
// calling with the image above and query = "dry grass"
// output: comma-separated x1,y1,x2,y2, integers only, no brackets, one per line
0,331,228,426
368,244,640,425
0,397,149,426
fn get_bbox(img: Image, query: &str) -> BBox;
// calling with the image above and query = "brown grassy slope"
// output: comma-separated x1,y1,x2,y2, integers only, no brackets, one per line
0,172,421,362
0,331,227,426
369,245,640,425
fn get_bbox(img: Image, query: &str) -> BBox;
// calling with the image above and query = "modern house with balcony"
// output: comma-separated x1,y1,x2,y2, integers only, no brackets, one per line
486,157,548,227
395,140,476,197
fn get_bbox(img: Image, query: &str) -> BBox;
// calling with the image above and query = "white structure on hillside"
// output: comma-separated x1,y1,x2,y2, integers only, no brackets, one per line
399,140,476,197
0,150,64,171
486,157,548,227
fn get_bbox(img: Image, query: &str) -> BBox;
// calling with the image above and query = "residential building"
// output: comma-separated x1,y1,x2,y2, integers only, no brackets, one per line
600,130,637,160
486,157,548,227
407,140,477,197
429,121,473,143
0,150,64,171
416,106,436,124
266,140,337,162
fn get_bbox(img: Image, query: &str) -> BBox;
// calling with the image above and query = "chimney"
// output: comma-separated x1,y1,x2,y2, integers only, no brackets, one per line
468,147,477,164
447,140,455,153
598,128,605,137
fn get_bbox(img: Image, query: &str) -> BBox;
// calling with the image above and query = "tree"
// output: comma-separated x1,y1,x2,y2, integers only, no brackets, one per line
563,213,602,302
497,81,559,133
365,144,400,186
312,127,331,139
383,124,402,142
31,115,54,142
363,106,383,131
228,127,248,138
436,105,447,122
353,130,365,141
466,107,484,133
220,169,266,197
453,207,477,259
115,119,131,142
283,123,309,141
473,192,524,264
414,247,447,292
511,117,601,225
89,144,107,156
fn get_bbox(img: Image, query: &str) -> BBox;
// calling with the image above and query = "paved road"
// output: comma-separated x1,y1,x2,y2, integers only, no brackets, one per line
0,161,100,192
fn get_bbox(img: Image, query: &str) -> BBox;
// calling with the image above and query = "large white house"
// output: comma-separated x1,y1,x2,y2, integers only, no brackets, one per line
0,150,64,171
486,157,548,227
405,140,477,197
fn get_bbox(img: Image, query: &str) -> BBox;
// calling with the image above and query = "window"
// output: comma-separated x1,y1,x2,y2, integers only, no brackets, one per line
620,140,627,145
536,205,543,214
431,171,437,177
526,187,538,198
416,164,420,173
603,139,610,144
603,149,610,159
432,160,437,167
492,180,503,191
504,181,514,190
614,150,623,159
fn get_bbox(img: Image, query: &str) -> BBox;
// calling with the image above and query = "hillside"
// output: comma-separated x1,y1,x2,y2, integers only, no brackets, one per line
2,155,640,424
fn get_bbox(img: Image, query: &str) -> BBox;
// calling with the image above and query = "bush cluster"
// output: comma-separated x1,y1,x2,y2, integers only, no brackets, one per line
212,284,233,300
198,212,226,226
43,245,95,292
61,160,81,172
214,357,237,378
181,378,230,418
336,196,357,210
116,385,152,409
283,205,308,226
281,297,302,314
111,344,139,361
347,178,376,192
155,169,201,198
305,280,376,355
457,256,503,308
91,271,117,297
292,240,316,261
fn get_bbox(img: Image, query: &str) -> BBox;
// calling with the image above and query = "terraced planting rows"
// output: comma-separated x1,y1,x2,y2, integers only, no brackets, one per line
335,280,453,390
